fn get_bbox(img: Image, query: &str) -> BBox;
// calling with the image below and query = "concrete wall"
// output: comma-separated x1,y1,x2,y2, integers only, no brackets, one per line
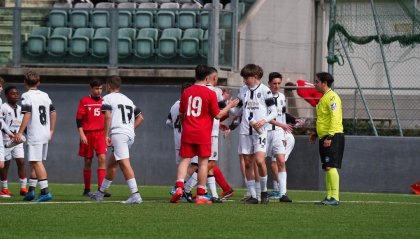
4,84,419,194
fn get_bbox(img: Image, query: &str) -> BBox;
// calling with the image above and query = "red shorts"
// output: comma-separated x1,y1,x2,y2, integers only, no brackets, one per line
179,143,211,158
78,130,107,159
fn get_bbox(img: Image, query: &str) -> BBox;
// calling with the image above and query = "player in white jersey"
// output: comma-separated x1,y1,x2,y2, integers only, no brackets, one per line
91,76,144,204
0,86,29,197
14,71,56,202
266,72,295,202
231,64,277,204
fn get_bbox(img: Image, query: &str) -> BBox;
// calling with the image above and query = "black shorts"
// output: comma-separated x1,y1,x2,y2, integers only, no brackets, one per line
319,133,345,169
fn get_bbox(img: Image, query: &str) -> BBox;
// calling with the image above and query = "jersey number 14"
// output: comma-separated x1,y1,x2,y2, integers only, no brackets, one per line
186,96,202,117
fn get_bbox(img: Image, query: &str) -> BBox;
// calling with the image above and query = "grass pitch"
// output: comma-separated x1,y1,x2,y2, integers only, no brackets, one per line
1,183,419,238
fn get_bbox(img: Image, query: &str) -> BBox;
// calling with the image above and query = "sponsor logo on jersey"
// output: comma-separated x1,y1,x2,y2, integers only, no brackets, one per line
246,100,260,110
330,103,337,111
257,93,261,98
325,156,330,162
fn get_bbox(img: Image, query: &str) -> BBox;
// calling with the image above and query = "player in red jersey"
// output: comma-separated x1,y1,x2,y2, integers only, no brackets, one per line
170,65,238,204
76,78,109,197
285,80,322,107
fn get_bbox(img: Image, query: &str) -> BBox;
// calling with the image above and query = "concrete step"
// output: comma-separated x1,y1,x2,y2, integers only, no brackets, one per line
5,0,55,8
0,24,37,34
0,33,29,42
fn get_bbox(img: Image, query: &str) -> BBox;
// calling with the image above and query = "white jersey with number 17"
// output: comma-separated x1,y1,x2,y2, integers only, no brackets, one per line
21,89,54,144
102,92,141,139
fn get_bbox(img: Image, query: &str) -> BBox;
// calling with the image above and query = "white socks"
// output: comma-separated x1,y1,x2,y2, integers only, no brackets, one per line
278,172,287,196
259,176,268,192
184,172,197,193
126,178,138,194
100,179,112,192
206,176,218,198
246,180,257,198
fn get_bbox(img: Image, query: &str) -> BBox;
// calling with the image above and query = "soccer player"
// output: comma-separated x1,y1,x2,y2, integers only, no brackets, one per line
231,64,277,204
76,78,109,197
309,72,345,206
266,72,294,202
14,71,56,202
0,86,28,197
285,80,322,107
91,76,144,204
170,64,238,204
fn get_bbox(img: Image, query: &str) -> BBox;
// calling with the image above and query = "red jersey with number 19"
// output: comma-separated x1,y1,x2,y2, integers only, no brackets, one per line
76,96,104,131
179,84,220,144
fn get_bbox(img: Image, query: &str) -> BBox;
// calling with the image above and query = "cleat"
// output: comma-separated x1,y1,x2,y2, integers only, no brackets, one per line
323,198,340,206
170,187,183,203
268,191,280,200
221,189,235,200
241,191,251,201
82,189,91,197
121,192,142,204
182,191,194,203
315,197,330,205
103,191,111,197
0,189,12,198
23,190,35,201
260,192,269,204
90,191,105,202
210,197,223,203
245,197,258,204
195,196,212,204
279,194,292,203
20,188,28,196
169,186,176,195
37,192,52,202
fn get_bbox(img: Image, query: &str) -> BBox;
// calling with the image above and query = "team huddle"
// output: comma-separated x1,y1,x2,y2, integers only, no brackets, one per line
0,65,344,205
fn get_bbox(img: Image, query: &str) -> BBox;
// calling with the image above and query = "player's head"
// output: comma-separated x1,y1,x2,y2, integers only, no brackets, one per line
268,72,282,93
89,78,103,98
0,76,4,93
240,64,263,87
24,71,41,88
206,67,218,86
4,85,20,104
106,75,121,93
222,87,231,101
195,64,210,82
315,72,334,92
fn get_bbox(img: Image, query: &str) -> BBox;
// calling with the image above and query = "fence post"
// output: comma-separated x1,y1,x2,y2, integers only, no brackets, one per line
208,0,220,68
12,0,22,67
328,0,336,76
109,8,118,70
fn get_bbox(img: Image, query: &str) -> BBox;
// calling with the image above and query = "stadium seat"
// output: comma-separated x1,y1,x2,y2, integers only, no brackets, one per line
158,28,182,58
118,28,136,58
134,0,153,3
155,0,173,3
134,28,158,58
48,2,72,28
91,27,111,57
156,2,179,29
199,3,222,29
91,2,114,28
178,0,194,3
70,2,94,28
134,2,158,29
221,2,246,29
178,2,200,30
48,27,73,57
200,28,225,58
180,28,203,58
118,2,137,28
70,28,94,57
26,27,51,56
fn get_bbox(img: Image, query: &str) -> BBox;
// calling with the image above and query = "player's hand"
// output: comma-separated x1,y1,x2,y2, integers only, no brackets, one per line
323,138,332,148
282,124,293,133
254,119,266,129
309,132,317,144
105,136,112,147
294,119,305,128
228,98,240,108
80,134,88,144
13,132,23,143
219,122,229,131
223,129,231,138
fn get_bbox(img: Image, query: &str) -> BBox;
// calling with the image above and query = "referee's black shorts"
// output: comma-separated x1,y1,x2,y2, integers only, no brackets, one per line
319,133,345,169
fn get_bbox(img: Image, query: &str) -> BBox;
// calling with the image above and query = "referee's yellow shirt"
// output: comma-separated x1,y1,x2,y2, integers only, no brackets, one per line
316,89,343,138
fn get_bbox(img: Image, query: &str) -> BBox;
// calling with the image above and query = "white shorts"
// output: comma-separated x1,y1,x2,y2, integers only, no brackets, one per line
209,136,218,161
267,130,286,160
190,156,199,164
0,143,4,162
111,134,134,161
238,132,267,155
4,143,24,161
284,133,295,161
27,143,48,161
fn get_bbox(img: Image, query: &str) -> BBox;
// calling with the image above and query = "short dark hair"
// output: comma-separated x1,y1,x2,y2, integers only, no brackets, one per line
4,85,18,95
208,67,218,75
90,78,103,88
268,72,282,82
316,72,334,87
24,71,40,87
195,64,210,81
240,64,263,79
106,75,121,89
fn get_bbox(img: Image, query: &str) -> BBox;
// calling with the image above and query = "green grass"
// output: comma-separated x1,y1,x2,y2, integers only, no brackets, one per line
1,183,420,238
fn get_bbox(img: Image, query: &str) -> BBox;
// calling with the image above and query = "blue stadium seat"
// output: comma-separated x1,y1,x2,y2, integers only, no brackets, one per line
180,28,203,58
199,3,222,29
91,28,111,57
200,28,225,58
48,2,72,28
156,2,179,29
118,28,136,58
158,28,182,58
70,28,94,57
26,27,51,56
48,27,73,57
91,2,114,28
118,2,137,28
134,2,158,29
70,2,94,28
178,2,200,30
134,28,158,59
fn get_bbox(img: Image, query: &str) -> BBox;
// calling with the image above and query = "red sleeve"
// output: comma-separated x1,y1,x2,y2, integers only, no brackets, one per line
179,92,186,115
76,98,86,120
208,90,220,118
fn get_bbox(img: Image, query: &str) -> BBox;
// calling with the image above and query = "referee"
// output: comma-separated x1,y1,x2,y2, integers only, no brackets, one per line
309,72,345,206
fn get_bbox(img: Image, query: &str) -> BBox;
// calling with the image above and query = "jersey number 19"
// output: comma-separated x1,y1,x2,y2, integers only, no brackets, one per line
186,96,202,117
